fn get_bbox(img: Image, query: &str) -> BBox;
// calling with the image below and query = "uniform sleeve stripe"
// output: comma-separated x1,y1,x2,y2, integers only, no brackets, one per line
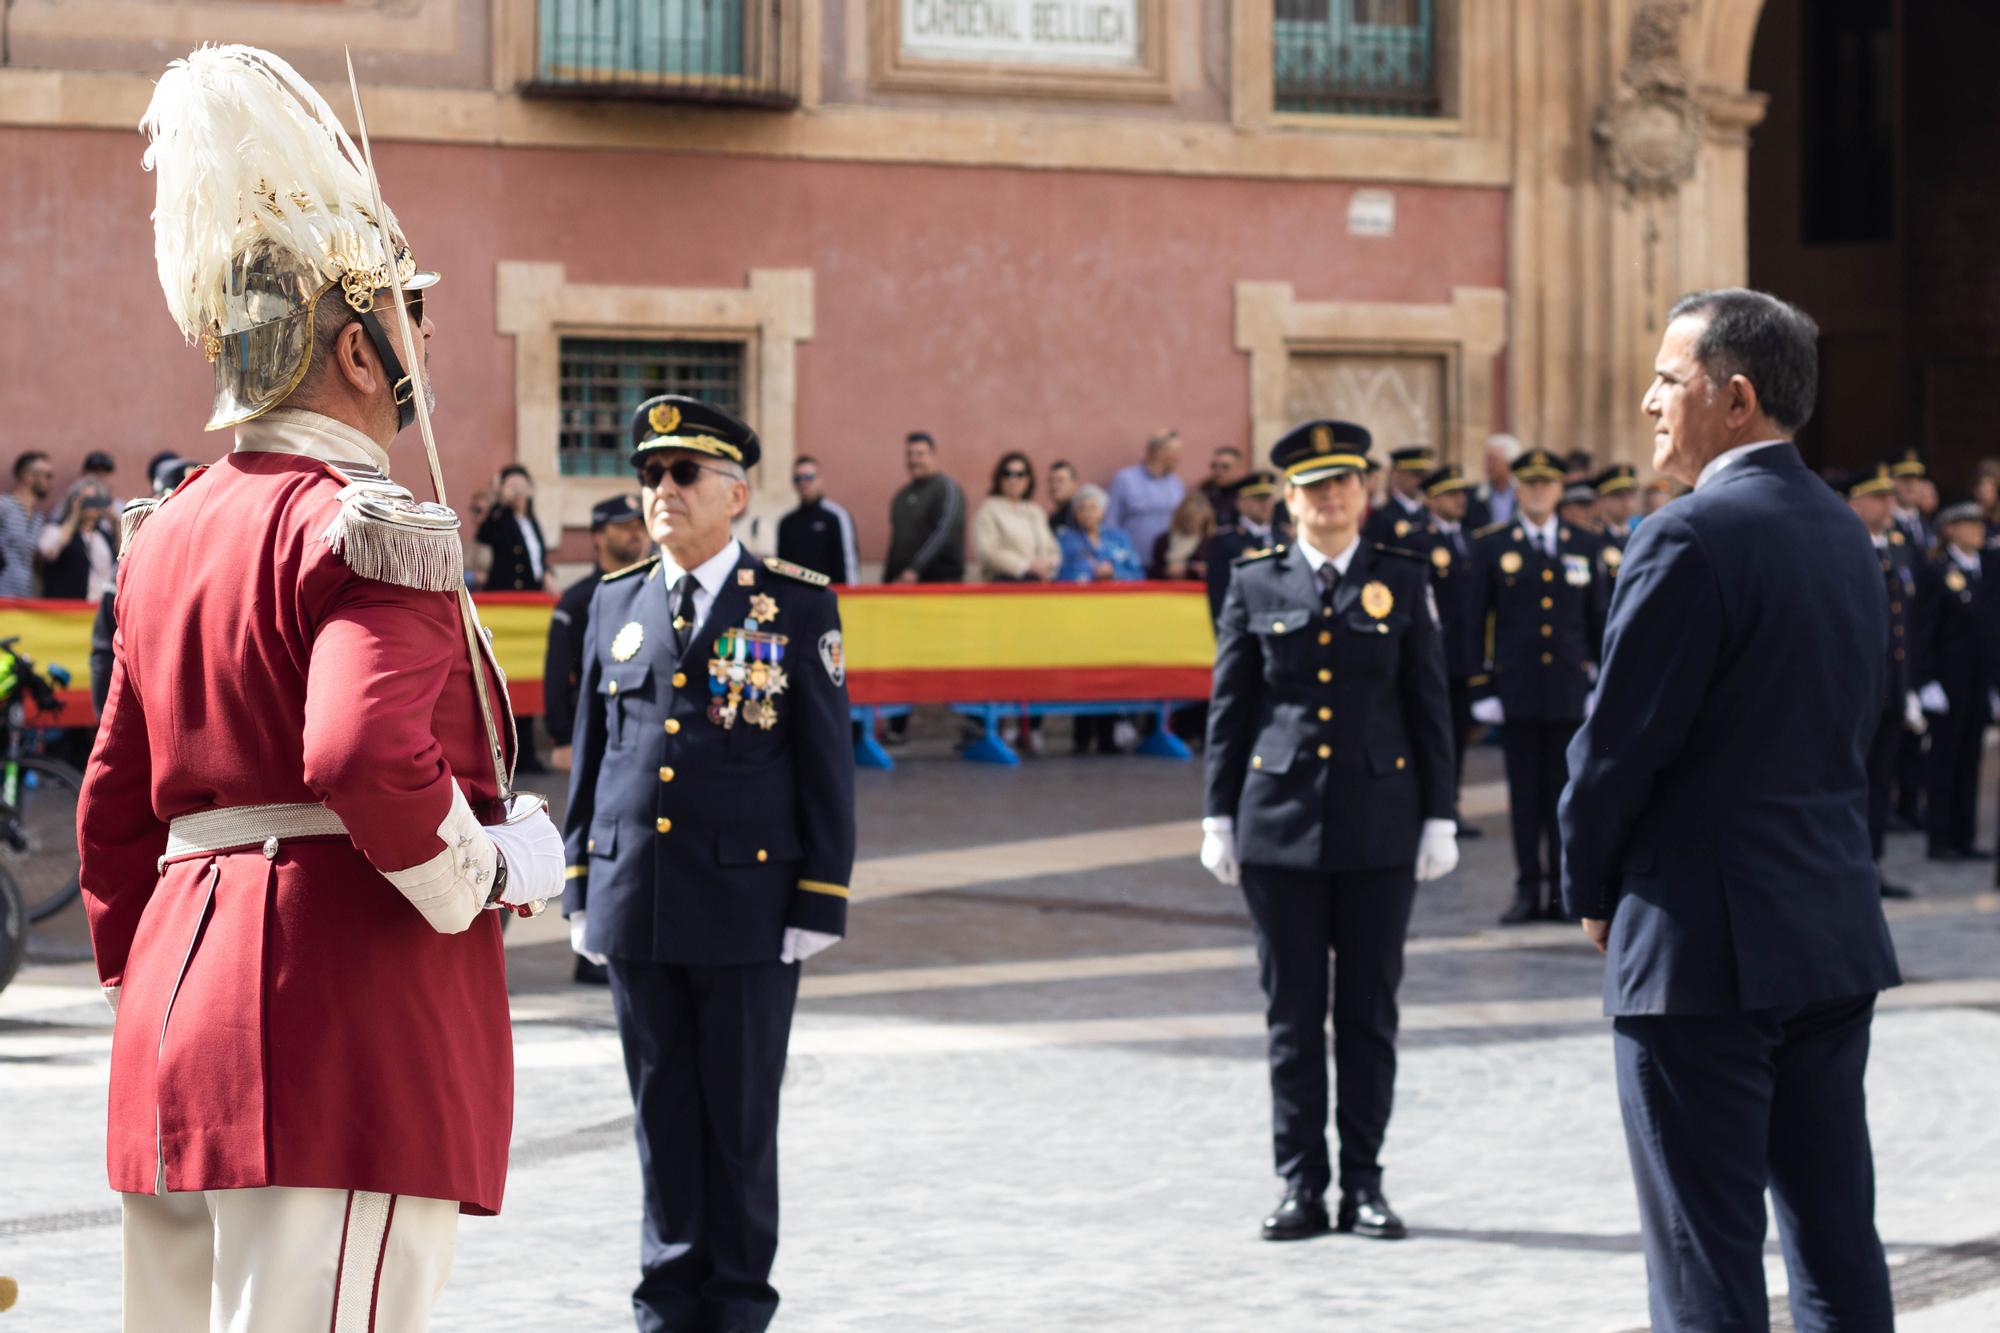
798,879,850,899
565,865,589,880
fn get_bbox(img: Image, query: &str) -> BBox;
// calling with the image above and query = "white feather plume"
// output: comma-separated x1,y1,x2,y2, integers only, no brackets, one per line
141,44,408,342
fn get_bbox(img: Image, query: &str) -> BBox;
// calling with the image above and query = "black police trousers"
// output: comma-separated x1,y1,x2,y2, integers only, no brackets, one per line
608,957,801,1333
1865,707,1903,862
1500,719,1578,901
1615,994,1892,1333
1240,864,1418,1195
1926,695,1986,855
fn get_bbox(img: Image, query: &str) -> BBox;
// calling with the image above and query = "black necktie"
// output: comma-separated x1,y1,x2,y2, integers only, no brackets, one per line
672,575,698,656
1318,562,1339,603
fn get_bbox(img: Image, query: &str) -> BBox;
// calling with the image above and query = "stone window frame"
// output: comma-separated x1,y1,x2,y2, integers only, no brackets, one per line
496,262,815,534
870,0,1174,102
1234,281,1506,466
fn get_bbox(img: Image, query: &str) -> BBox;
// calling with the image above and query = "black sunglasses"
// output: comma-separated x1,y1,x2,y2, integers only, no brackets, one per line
641,457,734,490
1001,467,1030,479
793,470,819,483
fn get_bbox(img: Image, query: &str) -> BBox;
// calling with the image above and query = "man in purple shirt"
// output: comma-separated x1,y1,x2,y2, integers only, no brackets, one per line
1105,430,1186,565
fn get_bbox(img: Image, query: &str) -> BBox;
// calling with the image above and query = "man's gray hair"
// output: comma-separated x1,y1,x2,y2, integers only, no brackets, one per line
1073,483,1109,509
1667,288,1821,433
1486,433,1522,463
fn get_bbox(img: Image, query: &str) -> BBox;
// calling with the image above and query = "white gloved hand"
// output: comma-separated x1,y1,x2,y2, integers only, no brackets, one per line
1990,689,1999,717
1471,697,1505,726
1200,815,1239,887
1919,681,1949,715
103,985,120,1016
1904,690,1927,737
568,912,608,967
484,794,564,907
780,927,840,964
1414,818,1459,882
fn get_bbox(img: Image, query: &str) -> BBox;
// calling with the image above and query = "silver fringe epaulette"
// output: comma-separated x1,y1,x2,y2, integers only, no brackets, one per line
322,475,464,593
119,497,161,549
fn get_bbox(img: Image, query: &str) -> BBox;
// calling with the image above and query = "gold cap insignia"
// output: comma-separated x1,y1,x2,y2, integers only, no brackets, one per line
612,621,645,663
1312,425,1333,455
1431,545,1452,570
648,402,682,437
1361,580,1394,619
1499,551,1523,575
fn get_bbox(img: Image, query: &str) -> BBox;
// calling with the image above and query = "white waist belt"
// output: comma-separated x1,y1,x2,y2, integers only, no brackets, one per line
163,802,351,862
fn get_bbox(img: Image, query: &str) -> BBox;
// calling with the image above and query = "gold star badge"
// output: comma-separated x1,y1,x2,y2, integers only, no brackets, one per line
748,593,779,623
1499,551,1523,575
1361,580,1394,619
1431,545,1452,571
612,621,645,662
648,402,681,436
1946,567,1968,593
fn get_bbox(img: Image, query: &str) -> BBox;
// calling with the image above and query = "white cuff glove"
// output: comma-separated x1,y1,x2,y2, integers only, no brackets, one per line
1919,681,1949,715
1904,690,1927,736
781,927,840,964
1414,818,1459,882
1200,815,1239,887
1471,697,1505,726
103,985,120,1016
484,794,564,908
568,912,608,967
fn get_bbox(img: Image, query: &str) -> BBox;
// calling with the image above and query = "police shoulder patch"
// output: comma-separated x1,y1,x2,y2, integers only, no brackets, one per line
601,555,661,584
764,557,831,587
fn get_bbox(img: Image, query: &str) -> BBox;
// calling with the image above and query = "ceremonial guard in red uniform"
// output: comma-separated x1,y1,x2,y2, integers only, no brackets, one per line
78,46,564,1331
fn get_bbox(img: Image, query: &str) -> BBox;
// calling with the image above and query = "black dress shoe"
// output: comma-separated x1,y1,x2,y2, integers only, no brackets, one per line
1456,823,1484,840
1336,1188,1407,1240
1958,846,1994,860
1879,881,1916,900
1261,1188,1331,1241
573,956,610,986
1498,896,1540,925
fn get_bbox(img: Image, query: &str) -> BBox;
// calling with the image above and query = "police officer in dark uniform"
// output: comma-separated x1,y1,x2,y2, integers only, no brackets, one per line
1471,447,1609,924
1888,452,1933,831
1890,449,1934,552
564,394,856,1333
1914,500,1991,862
1360,445,1436,548
1413,462,1482,832
1593,463,1638,553
1205,470,1280,620
1835,465,1920,899
1201,419,1458,1245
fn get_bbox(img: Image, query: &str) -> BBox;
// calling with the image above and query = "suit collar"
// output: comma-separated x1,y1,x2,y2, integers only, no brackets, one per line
1697,439,1801,490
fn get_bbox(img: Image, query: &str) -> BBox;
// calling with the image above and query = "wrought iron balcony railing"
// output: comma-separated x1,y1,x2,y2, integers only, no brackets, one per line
526,0,801,109
1274,0,1441,119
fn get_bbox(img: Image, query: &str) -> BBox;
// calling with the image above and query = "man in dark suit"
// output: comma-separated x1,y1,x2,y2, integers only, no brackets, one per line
1914,500,1992,862
1360,445,1435,547
1560,288,1901,1333
1205,470,1280,620
1201,419,1457,1245
564,394,856,1333
1470,447,1609,924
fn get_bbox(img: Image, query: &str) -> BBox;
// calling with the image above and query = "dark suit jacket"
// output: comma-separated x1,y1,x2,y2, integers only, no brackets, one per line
541,567,603,747
1361,496,1431,550
562,547,856,964
1558,444,1901,1015
477,505,549,592
1204,541,1455,872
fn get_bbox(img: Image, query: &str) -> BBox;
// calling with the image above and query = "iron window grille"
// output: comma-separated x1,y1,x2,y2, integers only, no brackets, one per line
558,337,747,478
529,0,800,108
1274,0,1442,118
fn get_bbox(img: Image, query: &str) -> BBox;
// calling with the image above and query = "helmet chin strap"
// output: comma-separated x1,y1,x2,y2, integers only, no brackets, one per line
356,307,417,433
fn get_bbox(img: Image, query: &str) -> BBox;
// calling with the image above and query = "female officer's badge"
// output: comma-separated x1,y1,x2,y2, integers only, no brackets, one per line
1361,581,1395,619
612,621,644,662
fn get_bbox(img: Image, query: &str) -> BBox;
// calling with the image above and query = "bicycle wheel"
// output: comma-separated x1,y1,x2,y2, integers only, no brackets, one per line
0,866,24,994
0,756,85,924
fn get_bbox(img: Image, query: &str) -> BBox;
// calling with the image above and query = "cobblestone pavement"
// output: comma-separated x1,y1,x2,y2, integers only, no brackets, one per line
6,732,2000,1331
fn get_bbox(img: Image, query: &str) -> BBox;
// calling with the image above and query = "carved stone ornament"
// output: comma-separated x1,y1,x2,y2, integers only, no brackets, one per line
1594,0,1704,198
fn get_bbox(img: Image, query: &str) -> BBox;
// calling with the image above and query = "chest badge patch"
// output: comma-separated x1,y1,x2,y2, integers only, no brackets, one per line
1946,567,1968,594
1499,550,1523,576
1431,545,1452,571
1603,545,1623,572
819,629,846,686
1563,554,1592,587
709,626,790,730
1361,580,1395,619
611,621,645,663
748,592,779,625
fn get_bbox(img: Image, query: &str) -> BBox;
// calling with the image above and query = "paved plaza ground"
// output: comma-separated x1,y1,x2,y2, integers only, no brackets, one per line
4,732,1999,1330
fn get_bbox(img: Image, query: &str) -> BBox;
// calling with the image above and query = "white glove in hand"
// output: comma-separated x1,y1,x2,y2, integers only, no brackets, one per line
484,794,564,907
568,912,608,967
1903,691,1927,737
780,927,839,964
103,985,120,1016
1471,697,1505,726
1919,681,1949,715
1414,818,1459,882
1200,815,1239,886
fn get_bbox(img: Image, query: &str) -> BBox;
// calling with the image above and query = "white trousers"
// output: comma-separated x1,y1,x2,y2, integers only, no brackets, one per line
121,1186,458,1333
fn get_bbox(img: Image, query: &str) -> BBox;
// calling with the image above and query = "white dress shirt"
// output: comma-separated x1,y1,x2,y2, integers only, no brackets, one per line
1518,513,1559,556
1695,439,1790,491
1295,532,1362,579
658,539,742,639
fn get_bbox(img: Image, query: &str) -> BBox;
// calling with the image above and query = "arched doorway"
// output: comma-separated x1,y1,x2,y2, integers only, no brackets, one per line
1743,0,2000,493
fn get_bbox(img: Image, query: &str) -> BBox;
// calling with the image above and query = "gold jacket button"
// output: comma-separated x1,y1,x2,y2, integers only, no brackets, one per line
606,679,618,695
1377,623,1389,635
656,817,672,834
1395,756,1407,770
1318,668,1333,683
1318,706,1332,721
672,672,688,688
586,837,596,852
1542,569,1555,583
659,767,675,783
1318,631,1332,645
757,850,769,863
1272,620,1287,633
665,719,681,734
1540,596,1553,610
1251,755,1263,769
1316,744,1332,760
1541,651,1553,664
1541,624,1554,638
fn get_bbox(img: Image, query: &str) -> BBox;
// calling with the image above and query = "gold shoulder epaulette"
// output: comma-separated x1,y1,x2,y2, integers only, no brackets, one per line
764,556,831,587
1372,543,1425,563
601,555,660,585
1234,545,1282,566
1472,521,1509,540
321,475,463,593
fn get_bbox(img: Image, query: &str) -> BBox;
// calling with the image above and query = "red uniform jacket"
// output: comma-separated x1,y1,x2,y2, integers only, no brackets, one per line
79,410,517,1214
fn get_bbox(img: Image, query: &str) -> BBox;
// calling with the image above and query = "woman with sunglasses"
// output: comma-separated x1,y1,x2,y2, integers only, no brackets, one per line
972,451,1061,582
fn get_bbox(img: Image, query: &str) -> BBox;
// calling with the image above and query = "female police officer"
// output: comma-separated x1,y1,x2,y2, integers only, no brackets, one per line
1200,419,1459,1242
